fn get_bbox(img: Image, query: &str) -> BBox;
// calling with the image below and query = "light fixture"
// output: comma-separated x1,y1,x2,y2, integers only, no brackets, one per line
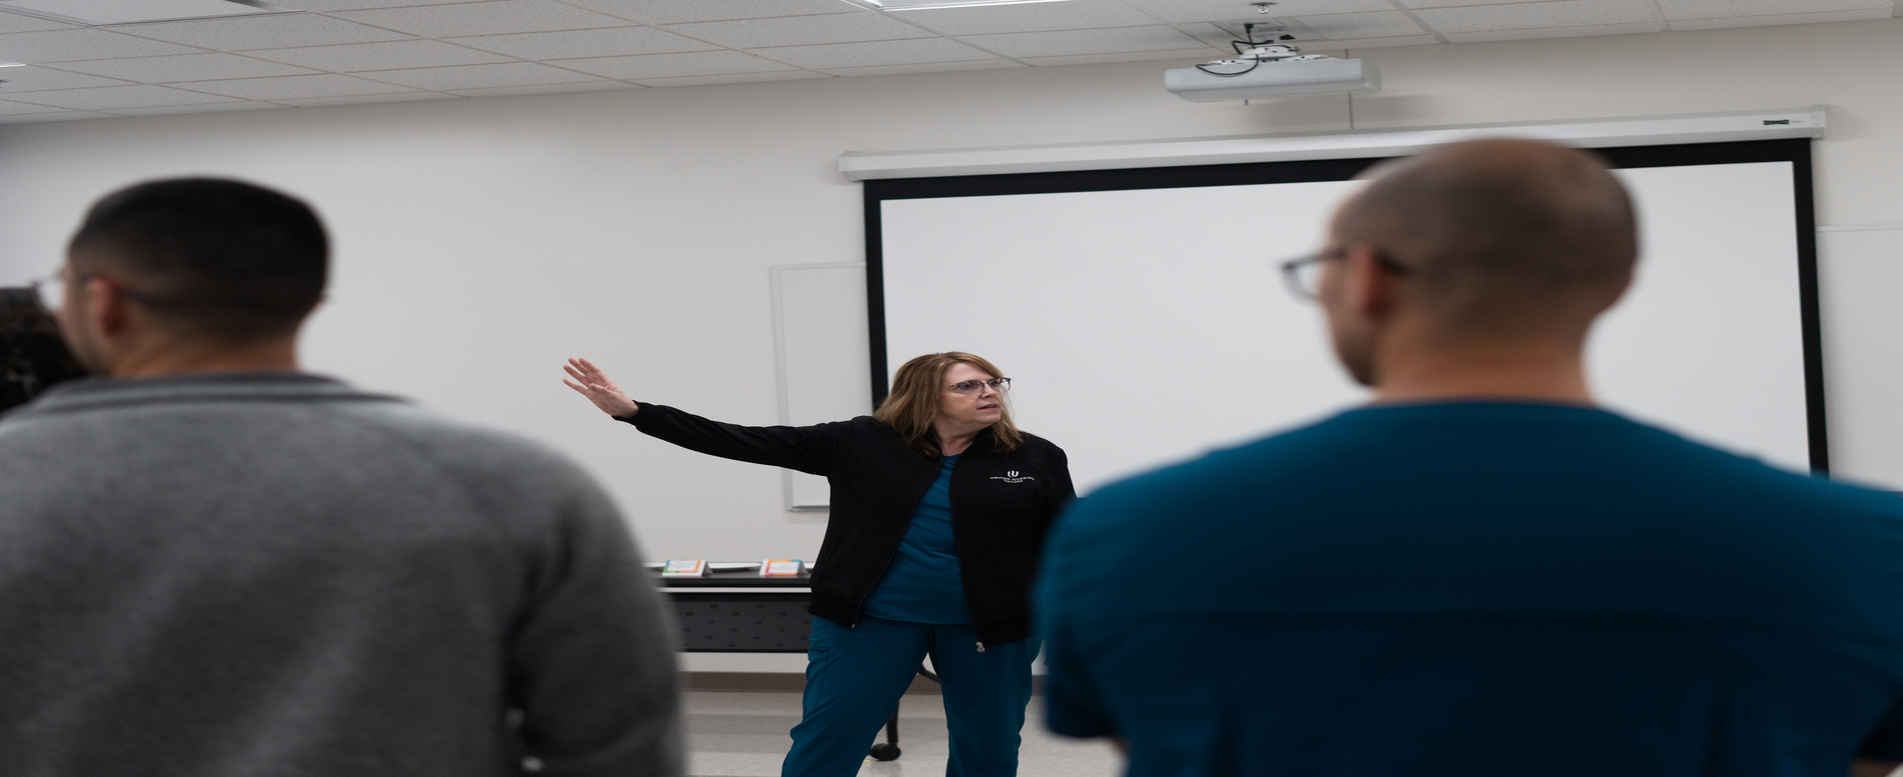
0,0,295,26
0,61,26,68
842,0,1074,10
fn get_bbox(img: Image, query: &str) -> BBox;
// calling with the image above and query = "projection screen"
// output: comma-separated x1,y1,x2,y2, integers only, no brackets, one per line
867,140,1823,495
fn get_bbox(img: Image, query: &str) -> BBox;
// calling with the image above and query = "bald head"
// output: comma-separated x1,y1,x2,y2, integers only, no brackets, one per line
1333,138,1637,335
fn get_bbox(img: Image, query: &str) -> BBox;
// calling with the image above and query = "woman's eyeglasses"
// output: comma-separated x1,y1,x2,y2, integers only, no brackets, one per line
947,378,1011,395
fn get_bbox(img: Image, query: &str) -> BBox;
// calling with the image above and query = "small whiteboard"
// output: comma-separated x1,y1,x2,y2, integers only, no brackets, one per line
772,263,872,510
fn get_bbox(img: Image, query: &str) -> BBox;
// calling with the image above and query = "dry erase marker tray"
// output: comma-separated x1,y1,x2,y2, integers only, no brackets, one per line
646,560,811,583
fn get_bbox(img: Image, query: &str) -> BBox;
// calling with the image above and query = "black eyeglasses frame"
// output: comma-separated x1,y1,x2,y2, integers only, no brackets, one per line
1278,245,1413,301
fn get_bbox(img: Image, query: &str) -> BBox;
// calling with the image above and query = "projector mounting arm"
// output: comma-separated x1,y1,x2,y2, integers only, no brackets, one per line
1196,22,1333,77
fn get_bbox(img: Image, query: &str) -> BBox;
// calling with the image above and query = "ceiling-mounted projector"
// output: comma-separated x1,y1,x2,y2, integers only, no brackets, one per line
1165,43,1380,102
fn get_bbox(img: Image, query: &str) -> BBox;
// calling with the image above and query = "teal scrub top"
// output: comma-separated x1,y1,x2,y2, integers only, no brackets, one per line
1039,402,1903,777
862,453,972,624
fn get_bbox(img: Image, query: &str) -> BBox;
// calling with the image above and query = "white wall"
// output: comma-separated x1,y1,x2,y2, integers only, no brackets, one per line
3,19,1902,600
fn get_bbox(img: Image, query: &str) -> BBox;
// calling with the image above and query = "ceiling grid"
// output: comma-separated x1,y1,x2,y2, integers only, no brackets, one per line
1381,0,1452,43
0,0,1894,123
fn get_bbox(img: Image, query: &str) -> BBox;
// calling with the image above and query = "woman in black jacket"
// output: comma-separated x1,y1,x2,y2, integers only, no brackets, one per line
564,351,1073,777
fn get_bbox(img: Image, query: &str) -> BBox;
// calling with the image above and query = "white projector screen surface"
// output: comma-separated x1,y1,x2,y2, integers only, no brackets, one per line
875,146,1818,495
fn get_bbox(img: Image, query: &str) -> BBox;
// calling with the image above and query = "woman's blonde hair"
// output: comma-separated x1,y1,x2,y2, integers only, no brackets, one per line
873,351,1023,458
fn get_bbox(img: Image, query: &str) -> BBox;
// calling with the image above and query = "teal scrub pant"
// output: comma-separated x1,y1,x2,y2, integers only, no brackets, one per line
781,616,1039,777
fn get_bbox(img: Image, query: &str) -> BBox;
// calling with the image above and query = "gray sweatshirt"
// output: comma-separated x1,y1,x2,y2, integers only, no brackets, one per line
0,373,683,777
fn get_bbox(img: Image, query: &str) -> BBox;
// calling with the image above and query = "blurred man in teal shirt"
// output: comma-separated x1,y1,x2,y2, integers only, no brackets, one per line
1036,139,1903,777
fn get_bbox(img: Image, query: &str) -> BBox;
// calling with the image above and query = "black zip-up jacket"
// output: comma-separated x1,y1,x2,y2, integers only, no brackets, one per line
621,403,1074,647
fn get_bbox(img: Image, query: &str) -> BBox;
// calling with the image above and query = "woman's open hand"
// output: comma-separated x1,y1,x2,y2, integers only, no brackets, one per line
563,357,640,417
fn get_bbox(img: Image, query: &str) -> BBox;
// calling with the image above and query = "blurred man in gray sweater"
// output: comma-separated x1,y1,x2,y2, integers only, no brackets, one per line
0,179,683,777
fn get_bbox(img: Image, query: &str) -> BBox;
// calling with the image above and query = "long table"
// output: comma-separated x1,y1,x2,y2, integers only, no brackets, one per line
662,569,815,653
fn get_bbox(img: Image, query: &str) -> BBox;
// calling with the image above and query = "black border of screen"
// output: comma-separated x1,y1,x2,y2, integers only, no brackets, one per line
863,138,1826,472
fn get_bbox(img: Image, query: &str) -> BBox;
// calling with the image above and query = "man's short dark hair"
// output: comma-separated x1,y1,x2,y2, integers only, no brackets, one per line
69,178,327,342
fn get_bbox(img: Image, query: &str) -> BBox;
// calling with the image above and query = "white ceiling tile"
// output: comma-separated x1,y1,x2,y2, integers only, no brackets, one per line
6,0,313,15
0,8,76,32
266,0,488,9
5,83,241,109
1414,0,1659,33
0,28,206,63
0,95,63,113
750,38,997,69
450,26,713,59
0,0,1869,119
166,73,420,99
351,61,608,89
894,0,1161,36
107,14,415,50
820,59,1021,77
448,80,639,96
275,91,462,106
1294,11,1423,39
1658,0,1888,21
962,25,1214,57
0,109,113,123
1120,0,1395,24
107,101,285,116
249,40,512,71
555,49,798,79
333,0,634,38
1174,21,1243,48
53,53,319,83
1401,0,1547,7
1177,21,1334,49
558,0,860,25
1442,21,1664,42
1296,34,1440,50
631,71,828,87
0,64,132,91
662,12,934,48
1668,8,1893,29
1017,48,1216,66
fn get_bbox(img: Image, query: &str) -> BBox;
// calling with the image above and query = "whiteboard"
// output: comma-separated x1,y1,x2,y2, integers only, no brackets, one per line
771,263,871,510
872,143,1821,494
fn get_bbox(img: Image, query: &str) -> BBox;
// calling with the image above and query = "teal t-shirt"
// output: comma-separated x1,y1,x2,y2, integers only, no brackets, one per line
863,453,972,624
1037,402,1903,777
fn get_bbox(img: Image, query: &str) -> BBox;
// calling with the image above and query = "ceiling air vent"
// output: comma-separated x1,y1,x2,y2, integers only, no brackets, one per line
0,0,295,26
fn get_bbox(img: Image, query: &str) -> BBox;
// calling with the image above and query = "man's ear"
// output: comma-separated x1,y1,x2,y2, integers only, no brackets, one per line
1341,243,1399,322
82,275,134,338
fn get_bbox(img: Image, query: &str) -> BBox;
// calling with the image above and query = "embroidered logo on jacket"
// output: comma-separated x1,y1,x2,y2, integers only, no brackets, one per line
990,470,1036,484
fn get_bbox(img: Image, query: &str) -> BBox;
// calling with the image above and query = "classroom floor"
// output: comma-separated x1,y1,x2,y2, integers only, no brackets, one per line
684,691,1123,777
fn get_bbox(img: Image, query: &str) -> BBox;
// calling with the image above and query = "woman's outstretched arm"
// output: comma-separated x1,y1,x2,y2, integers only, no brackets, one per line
561,357,846,476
